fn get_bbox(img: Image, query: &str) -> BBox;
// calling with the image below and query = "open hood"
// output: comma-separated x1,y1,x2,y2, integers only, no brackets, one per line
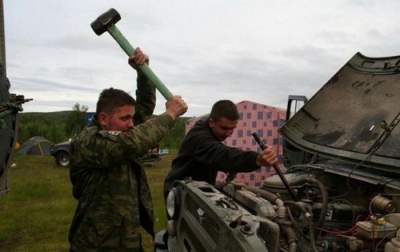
280,52,400,173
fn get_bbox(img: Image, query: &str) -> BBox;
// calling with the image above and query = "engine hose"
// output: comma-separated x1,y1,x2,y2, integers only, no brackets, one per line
243,185,279,202
308,219,319,252
285,201,309,217
305,177,328,229
287,207,302,233
244,185,286,218
281,226,297,252
285,201,319,252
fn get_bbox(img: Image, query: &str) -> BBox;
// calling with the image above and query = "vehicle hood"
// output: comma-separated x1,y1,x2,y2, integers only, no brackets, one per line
280,52,400,173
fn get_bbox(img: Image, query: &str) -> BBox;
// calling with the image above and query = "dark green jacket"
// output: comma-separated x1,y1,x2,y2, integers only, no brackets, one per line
164,116,259,197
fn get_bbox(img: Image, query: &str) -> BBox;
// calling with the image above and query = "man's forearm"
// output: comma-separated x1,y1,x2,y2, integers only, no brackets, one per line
134,72,156,124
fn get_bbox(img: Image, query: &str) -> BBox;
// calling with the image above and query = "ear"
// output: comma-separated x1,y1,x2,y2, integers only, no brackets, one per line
97,112,109,129
208,117,216,128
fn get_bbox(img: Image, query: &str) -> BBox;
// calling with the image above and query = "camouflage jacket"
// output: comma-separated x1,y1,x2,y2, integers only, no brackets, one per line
69,73,175,249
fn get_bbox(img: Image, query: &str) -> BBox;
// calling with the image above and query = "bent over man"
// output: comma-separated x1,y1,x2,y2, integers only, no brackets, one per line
69,48,187,251
164,100,278,196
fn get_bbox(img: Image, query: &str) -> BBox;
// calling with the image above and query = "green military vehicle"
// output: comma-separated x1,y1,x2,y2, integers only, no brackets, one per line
162,52,400,252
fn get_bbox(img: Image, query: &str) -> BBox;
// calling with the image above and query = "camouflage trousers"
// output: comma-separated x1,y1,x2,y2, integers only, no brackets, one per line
70,217,143,252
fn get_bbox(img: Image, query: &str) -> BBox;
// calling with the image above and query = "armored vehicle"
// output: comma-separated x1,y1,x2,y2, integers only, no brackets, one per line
163,52,400,252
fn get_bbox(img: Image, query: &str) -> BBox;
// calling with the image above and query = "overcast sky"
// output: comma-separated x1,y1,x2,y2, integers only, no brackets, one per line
5,0,400,116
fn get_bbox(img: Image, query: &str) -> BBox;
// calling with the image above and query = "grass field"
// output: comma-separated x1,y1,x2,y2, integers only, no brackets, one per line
0,154,174,252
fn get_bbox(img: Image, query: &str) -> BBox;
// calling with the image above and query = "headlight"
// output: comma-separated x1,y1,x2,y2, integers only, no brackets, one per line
167,187,178,219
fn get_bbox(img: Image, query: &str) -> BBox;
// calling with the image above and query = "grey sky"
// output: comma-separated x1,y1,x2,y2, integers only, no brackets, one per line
5,0,400,115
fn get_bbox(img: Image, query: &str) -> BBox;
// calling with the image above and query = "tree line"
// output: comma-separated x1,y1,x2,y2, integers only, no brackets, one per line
18,103,190,150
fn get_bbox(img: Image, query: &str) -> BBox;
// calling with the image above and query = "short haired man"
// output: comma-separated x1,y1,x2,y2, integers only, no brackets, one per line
164,100,278,196
68,48,187,251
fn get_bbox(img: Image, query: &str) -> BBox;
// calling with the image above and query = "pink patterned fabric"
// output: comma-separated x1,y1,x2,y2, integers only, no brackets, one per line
185,101,286,186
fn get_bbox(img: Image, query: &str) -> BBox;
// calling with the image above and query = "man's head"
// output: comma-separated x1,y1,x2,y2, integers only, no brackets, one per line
208,100,239,141
96,88,136,131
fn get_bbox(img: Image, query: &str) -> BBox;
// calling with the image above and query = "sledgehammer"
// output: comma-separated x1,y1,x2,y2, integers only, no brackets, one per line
91,8,173,100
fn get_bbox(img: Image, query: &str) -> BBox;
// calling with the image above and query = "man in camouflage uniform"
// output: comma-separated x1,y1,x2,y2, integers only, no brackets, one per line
68,48,187,251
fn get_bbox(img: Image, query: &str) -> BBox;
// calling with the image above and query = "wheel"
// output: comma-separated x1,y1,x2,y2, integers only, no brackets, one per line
56,151,70,167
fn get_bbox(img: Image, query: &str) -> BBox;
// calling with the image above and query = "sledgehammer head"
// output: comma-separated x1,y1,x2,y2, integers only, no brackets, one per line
91,8,121,36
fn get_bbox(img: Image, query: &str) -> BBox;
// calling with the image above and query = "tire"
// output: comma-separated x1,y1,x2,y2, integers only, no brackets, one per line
56,151,70,167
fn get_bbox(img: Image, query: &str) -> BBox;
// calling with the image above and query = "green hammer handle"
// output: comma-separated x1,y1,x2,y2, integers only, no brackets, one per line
108,25,173,100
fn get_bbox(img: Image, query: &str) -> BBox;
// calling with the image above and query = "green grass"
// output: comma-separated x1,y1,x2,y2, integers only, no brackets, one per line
0,154,174,251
